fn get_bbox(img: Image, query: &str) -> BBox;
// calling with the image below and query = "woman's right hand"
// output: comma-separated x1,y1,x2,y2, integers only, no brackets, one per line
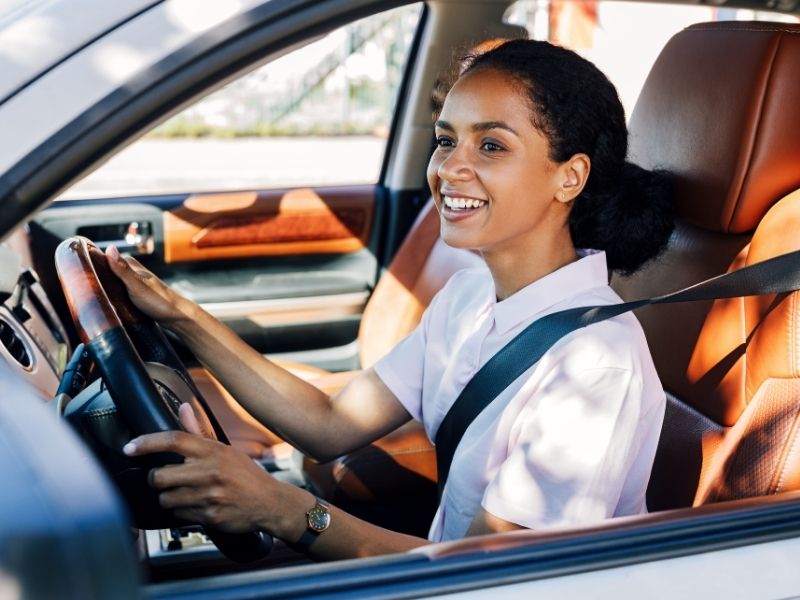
105,245,195,326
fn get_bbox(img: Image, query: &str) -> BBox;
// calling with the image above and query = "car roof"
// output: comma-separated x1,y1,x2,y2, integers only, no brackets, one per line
0,0,162,104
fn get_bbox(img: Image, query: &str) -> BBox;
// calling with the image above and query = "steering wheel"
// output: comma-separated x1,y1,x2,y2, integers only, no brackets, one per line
54,236,272,563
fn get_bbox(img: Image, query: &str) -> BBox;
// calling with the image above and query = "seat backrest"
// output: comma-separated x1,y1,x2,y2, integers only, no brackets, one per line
358,199,483,368
613,22,800,510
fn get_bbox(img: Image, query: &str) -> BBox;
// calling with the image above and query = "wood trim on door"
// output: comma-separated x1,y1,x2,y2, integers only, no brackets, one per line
163,186,375,263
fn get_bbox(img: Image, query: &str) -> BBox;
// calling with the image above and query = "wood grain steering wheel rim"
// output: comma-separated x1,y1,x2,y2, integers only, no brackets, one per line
55,236,181,434
54,236,273,563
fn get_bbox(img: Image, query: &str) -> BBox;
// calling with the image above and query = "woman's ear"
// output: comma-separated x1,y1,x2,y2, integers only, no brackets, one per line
556,153,591,204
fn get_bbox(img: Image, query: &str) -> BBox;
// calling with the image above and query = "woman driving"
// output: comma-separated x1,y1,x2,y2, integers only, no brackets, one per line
112,39,674,559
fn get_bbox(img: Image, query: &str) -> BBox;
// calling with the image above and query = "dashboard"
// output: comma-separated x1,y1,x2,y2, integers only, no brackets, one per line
0,227,69,399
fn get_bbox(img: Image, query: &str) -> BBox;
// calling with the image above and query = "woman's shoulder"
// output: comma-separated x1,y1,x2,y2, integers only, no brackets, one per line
552,287,654,374
418,265,494,332
435,265,494,303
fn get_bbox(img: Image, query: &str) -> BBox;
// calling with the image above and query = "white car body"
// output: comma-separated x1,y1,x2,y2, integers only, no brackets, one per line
1,1,800,598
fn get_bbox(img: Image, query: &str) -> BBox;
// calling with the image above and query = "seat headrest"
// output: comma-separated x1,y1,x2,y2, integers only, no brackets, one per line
628,21,800,234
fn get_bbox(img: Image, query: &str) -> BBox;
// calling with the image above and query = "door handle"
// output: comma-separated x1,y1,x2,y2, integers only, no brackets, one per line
95,221,154,255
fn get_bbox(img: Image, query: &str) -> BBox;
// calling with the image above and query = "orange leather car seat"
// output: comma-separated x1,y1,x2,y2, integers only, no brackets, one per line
612,22,800,510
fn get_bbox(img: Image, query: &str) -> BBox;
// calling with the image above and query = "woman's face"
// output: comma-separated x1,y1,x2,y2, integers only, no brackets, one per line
427,68,569,257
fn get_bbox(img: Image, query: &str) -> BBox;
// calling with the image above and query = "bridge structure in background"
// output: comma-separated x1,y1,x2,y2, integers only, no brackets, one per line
268,12,400,124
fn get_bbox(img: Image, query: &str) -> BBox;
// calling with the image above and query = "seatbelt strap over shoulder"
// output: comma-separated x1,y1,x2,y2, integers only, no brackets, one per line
433,249,800,500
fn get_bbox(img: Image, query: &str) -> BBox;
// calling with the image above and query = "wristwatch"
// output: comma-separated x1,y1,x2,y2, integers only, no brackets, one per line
293,497,331,551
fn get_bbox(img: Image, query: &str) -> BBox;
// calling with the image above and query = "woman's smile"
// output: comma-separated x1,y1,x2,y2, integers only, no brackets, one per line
440,193,488,221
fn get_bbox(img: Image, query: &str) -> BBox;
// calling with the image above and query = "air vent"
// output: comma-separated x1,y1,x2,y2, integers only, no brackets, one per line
0,318,31,369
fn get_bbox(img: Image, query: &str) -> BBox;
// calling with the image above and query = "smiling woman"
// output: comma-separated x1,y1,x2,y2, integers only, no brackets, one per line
96,36,678,558
372,38,675,542
7,0,800,596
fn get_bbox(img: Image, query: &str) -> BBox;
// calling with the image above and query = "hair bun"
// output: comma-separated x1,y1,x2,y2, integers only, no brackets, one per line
569,162,674,274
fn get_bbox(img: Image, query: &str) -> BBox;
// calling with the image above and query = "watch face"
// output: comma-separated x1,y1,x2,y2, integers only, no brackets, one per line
308,504,331,533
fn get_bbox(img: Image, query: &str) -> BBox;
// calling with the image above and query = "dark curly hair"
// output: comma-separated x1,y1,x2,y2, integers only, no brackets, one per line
439,39,674,274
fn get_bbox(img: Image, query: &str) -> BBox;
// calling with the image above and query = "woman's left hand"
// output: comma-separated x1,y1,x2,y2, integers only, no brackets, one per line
123,404,285,535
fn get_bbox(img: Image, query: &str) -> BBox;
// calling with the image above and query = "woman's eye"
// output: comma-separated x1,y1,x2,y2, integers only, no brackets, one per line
481,141,504,152
435,136,455,148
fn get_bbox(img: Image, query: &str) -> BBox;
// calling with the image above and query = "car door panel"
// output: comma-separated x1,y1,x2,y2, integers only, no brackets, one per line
163,186,374,262
32,184,381,370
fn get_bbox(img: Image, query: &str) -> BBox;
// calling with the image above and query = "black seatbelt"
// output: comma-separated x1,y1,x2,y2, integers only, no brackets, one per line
434,248,800,500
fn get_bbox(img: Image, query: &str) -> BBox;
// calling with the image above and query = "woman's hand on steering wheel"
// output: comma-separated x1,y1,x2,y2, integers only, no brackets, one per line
122,404,288,536
56,237,274,561
105,245,194,327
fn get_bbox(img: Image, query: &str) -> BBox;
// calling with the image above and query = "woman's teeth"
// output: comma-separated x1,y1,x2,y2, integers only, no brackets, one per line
443,196,487,210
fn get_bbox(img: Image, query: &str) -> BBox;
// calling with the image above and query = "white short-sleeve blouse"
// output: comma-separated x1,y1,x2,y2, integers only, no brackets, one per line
373,250,666,542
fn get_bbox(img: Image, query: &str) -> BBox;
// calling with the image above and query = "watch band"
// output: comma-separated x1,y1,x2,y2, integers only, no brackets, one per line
293,528,321,552
290,497,330,552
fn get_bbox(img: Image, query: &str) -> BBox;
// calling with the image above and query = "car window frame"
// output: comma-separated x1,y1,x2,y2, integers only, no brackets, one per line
4,0,800,596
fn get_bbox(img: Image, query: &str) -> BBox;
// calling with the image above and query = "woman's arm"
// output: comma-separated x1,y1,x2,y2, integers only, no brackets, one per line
106,246,412,462
124,405,428,559
123,406,524,559
170,303,411,461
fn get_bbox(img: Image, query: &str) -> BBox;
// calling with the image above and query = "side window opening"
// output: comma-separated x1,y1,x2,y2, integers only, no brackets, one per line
59,4,422,200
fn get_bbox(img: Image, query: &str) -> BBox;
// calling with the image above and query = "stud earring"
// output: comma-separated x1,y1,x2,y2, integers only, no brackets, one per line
556,191,565,202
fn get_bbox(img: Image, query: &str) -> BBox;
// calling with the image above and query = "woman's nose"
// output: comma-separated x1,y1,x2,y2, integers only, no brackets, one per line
437,147,473,182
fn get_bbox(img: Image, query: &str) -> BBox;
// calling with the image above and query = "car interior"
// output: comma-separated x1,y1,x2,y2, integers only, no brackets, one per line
3,0,800,593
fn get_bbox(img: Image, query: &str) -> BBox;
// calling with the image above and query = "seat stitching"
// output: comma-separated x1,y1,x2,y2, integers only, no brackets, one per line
774,403,800,493
792,291,797,378
786,294,797,377
742,280,750,403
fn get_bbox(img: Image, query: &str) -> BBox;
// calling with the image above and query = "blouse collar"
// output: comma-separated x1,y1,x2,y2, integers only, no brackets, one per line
490,249,610,335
